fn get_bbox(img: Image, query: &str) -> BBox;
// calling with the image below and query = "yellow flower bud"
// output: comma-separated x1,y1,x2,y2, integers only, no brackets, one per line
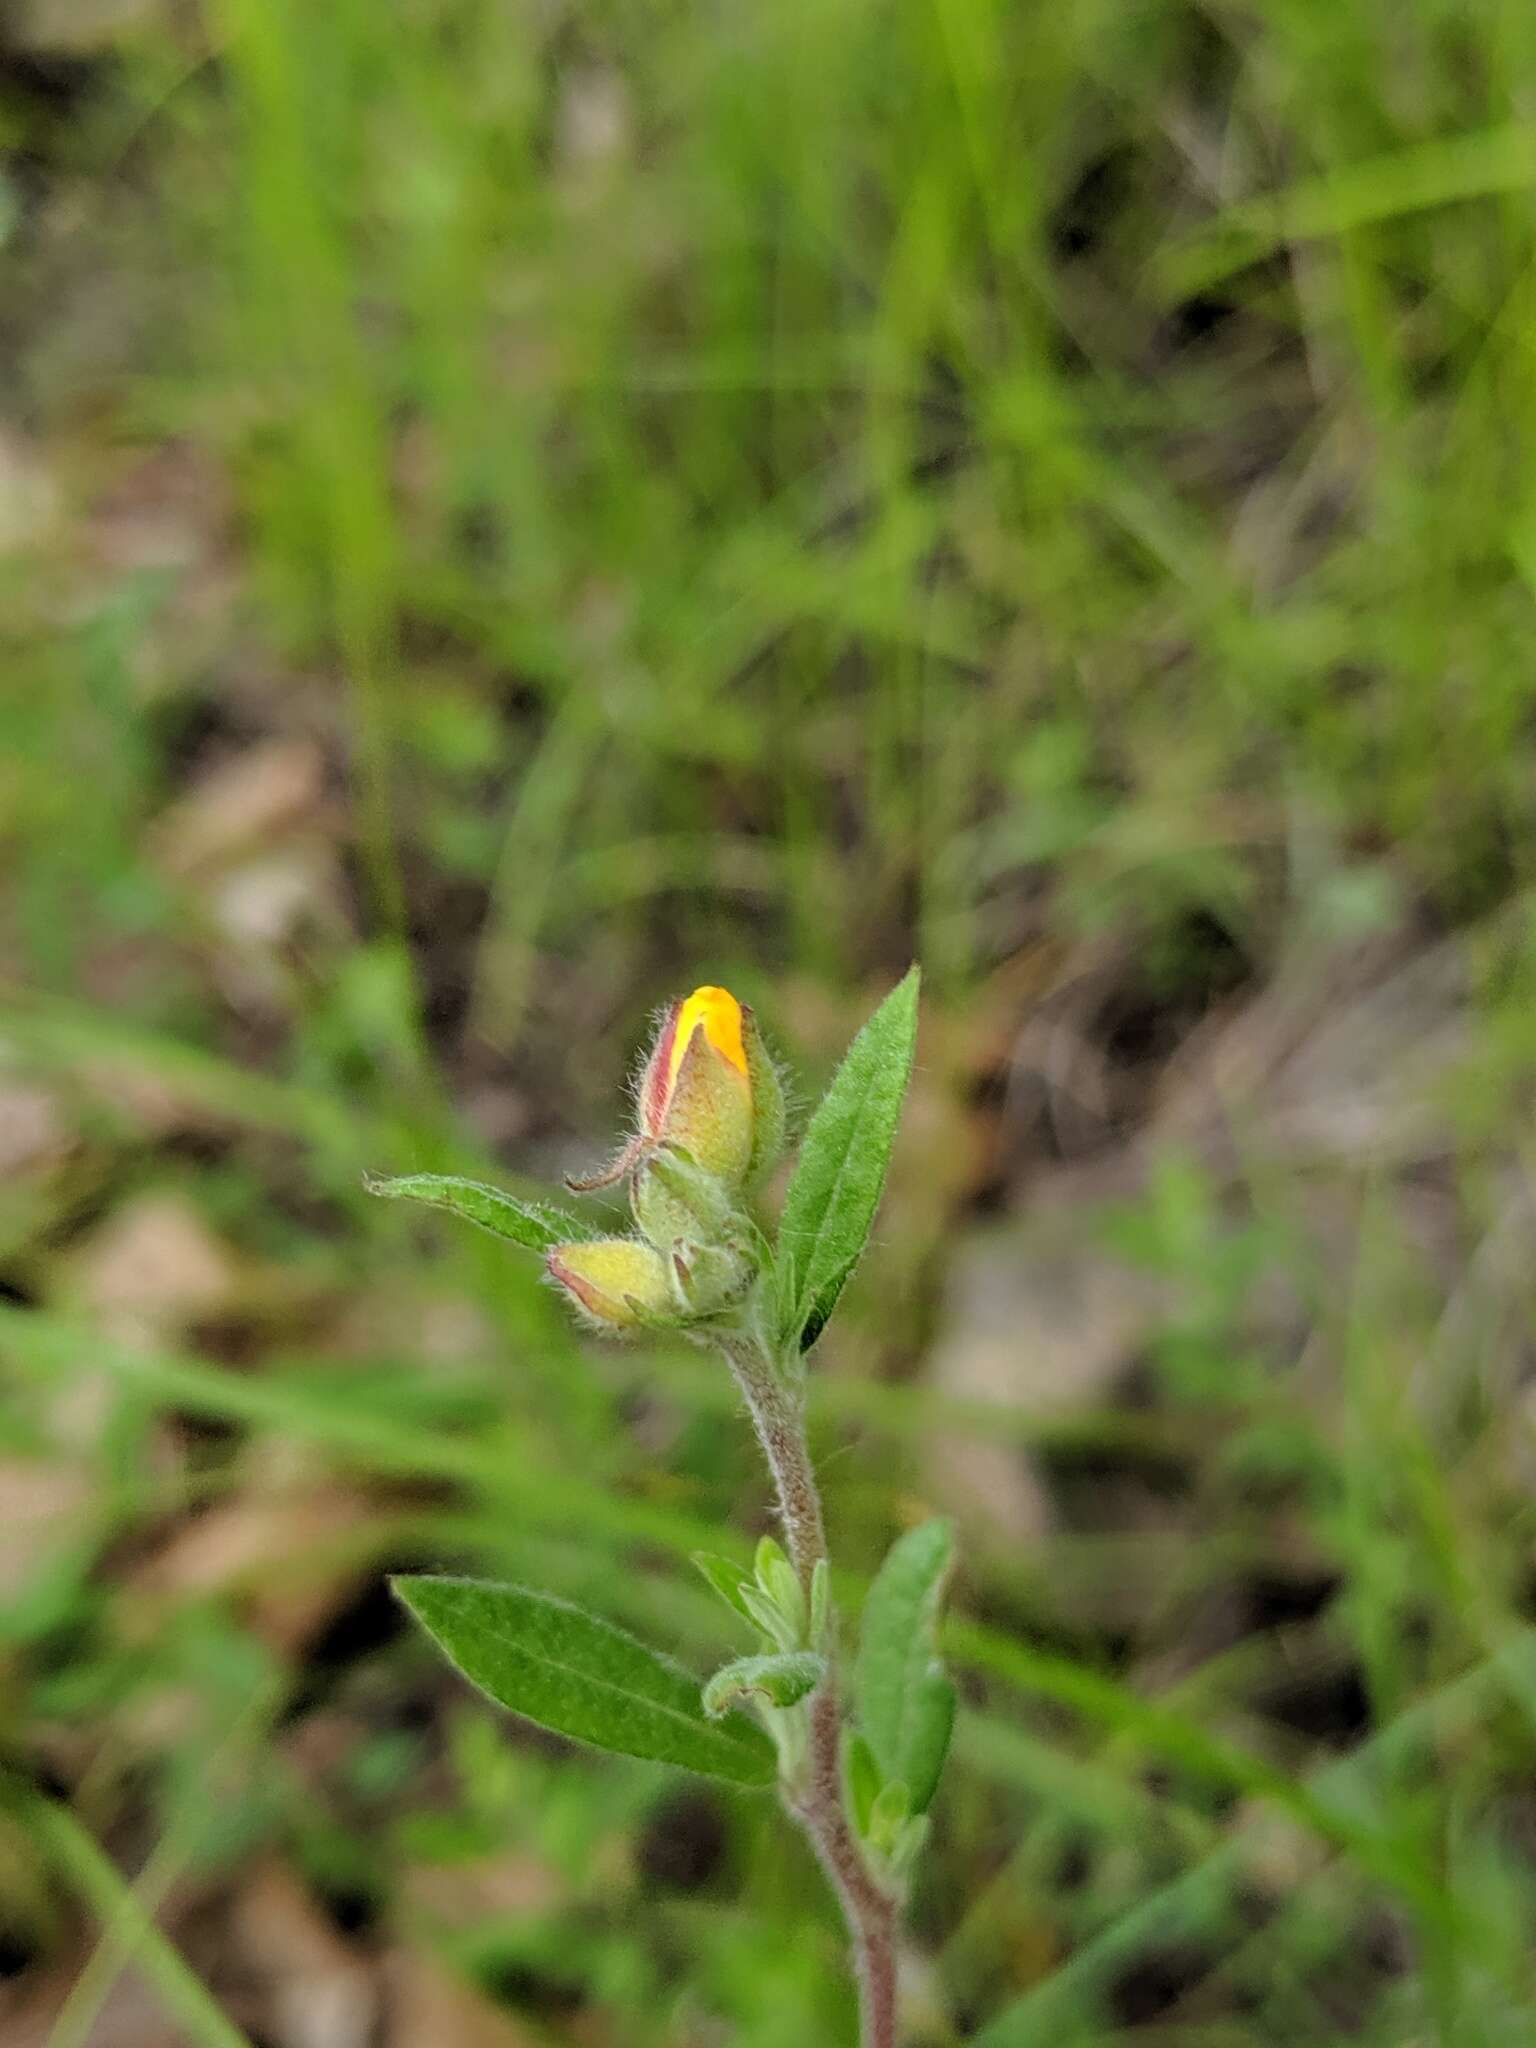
567,982,784,1202
546,1238,674,1331
638,985,754,1185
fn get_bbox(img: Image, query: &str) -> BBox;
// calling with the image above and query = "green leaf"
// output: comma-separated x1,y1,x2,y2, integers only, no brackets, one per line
868,1776,912,1851
702,1651,825,1718
855,1518,957,1814
888,1813,930,1877
365,1173,580,1254
740,1585,793,1646
692,1551,756,1624
775,966,920,1352
844,1729,883,1838
395,1576,776,1786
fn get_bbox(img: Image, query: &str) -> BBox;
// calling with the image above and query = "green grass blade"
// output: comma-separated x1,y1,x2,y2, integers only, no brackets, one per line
14,1787,253,2048
1162,124,1536,295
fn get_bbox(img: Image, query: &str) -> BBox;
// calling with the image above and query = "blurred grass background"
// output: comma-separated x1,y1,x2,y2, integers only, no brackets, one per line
5,0,1536,2041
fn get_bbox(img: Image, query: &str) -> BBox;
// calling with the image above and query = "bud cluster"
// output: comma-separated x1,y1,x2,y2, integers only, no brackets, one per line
547,986,785,1334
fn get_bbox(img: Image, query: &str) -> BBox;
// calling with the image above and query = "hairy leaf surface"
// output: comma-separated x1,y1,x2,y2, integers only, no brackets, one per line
855,1518,956,1813
366,1173,580,1254
776,966,920,1352
396,1576,776,1784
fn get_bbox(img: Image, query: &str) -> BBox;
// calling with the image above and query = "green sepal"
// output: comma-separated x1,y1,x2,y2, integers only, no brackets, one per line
634,1146,741,1249
669,1240,753,1318
741,1005,787,1187
702,1651,825,1719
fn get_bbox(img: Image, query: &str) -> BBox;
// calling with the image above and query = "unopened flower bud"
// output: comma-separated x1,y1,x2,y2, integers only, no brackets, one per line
546,1238,674,1331
633,1146,738,1255
669,1240,752,1317
567,983,787,1204
640,985,754,1185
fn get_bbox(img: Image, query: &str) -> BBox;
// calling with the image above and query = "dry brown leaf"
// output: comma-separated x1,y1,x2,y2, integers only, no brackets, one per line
331,1283,496,1367
208,850,336,950
68,1193,243,1347
0,1073,66,1178
229,1859,377,2048
924,1225,1161,1547
133,1492,372,1656
0,425,60,559
6,0,168,55
71,1058,206,1142
399,1850,562,1928
0,1459,94,1598
381,1948,543,2048
50,1193,246,1450
0,1944,195,2048
152,740,326,881
556,67,632,179
85,441,229,580
1151,925,1469,1172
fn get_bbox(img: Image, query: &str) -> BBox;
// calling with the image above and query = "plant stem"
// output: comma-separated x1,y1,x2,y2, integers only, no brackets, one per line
727,1339,901,2048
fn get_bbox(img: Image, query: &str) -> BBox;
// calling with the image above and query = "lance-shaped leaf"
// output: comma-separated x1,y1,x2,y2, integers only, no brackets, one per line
703,1652,825,1719
855,1518,957,1814
692,1551,756,1625
395,1577,776,1786
366,1173,580,1254
775,966,920,1353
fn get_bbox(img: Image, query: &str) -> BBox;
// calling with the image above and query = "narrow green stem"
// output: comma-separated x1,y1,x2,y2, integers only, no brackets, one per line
726,1340,900,2048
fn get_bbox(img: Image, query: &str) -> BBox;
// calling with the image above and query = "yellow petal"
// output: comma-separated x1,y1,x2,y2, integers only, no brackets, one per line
666,986,748,1093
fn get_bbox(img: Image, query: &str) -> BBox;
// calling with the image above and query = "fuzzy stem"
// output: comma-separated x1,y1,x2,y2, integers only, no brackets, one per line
726,1338,900,2048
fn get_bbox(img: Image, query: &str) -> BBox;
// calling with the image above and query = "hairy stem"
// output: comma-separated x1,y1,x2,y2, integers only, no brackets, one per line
727,1339,900,2048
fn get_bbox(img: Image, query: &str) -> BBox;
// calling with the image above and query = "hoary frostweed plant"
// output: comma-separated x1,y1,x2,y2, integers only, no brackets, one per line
368,971,953,2048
